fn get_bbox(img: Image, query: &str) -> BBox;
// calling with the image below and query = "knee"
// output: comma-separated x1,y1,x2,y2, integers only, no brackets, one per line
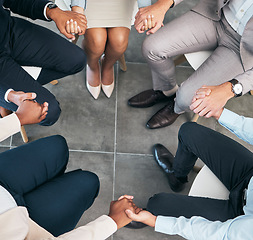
79,171,100,197
85,35,106,56
178,122,197,140
67,47,86,74
174,86,193,113
39,98,61,126
109,34,129,54
147,193,166,215
142,35,163,62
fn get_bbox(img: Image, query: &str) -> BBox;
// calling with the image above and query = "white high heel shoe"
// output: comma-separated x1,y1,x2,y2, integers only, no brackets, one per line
102,68,115,98
86,65,101,100
86,80,101,99
102,81,114,98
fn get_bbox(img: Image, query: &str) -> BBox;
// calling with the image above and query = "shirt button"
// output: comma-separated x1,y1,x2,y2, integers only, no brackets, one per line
216,10,218,14
241,9,244,12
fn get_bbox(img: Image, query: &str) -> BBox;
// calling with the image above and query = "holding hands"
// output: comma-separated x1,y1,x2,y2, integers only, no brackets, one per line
7,91,48,125
46,6,87,40
135,0,174,35
190,83,234,120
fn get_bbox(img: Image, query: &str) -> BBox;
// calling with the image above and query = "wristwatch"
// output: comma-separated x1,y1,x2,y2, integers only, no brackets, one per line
47,3,58,9
229,79,243,97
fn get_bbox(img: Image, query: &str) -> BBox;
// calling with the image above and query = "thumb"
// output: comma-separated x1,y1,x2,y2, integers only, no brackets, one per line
125,209,138,221
22,92,37,101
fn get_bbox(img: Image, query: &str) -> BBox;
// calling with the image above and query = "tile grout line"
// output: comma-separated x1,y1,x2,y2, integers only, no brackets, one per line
112,63,119,202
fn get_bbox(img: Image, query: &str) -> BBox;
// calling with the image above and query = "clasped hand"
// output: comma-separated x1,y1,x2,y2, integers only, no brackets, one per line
190,83,234,119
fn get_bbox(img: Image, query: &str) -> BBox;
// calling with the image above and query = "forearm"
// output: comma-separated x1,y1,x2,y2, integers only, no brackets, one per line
155,216,231,240
218,108,253,145
71,0,86,10
3,0,51,20
234,69,253,95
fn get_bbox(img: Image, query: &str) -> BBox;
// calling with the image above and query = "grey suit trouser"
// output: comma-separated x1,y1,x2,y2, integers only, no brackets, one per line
142,10,243,114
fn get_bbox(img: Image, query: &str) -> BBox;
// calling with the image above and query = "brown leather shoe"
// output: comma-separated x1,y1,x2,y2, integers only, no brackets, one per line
146,100,179,129
128,90,175,108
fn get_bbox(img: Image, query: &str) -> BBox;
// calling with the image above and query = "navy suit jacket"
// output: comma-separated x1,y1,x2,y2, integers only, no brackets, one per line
0,0,51,52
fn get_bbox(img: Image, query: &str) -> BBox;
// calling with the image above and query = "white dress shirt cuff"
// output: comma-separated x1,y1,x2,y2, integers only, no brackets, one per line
0,113,21,142
4,89,14,103
155,216,176,234
44,2,54,20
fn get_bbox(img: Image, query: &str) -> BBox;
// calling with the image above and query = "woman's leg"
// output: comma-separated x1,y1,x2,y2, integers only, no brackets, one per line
83,28,107,87
102,27,130,85
0,135,69,205
24,169,100,236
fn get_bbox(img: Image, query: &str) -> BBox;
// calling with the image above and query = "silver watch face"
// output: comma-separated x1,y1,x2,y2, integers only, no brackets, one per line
234,83,243,94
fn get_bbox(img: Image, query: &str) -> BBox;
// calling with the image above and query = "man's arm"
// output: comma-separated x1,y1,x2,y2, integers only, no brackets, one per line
58,196,138,240
218,108,253,145
3,0,87,40
125,209,253,240
135,0,184,34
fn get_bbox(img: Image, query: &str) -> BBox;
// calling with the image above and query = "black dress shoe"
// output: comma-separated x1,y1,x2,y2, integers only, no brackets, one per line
152,144,185,192
146,100,179,129
128,90,174,108
125,221,148,229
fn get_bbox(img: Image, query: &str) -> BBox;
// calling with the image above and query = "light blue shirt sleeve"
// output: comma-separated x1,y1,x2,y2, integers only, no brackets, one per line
71,0,86,9
218,108,253,145
137,0,151,8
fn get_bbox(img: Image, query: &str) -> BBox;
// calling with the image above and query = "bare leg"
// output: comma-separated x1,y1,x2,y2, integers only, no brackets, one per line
83,28,107,87
102,27,130,85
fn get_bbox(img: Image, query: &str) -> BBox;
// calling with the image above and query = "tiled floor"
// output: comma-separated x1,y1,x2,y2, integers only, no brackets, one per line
2,18,253,240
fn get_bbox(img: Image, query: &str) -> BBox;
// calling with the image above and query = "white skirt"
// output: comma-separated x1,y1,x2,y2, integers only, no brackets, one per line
84,0,138,29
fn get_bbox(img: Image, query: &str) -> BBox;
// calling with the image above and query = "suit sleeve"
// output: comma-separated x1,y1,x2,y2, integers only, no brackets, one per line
234,69,253,95
57,215,117,240
3,0,51,20
0,114,21,142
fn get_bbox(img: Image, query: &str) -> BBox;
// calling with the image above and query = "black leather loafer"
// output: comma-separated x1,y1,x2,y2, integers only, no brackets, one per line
128,90,175,108
146,100,179,129
152,144,185,192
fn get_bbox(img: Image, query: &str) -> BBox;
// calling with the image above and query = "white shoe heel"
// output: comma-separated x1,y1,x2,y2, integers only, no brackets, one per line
102,81,114,98
86,80,101,99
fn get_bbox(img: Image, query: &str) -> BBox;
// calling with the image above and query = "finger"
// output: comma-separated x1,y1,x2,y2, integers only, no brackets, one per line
41,102,49,115
70,19,75,33
74,21,79,34
146,24,161,35
150,15,155,28
21,92,37,101
198,107,209,117
147,15,152,29
125,209,138,221
118,195,134,201
189,99,202,111
66,20,70,33
144,19,148,31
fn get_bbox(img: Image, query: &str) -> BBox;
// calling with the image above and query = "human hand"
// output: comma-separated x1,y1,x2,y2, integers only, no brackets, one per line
190,83,234,118
125,209,157,228
135,0,173,35
7,91,37,106
46,7,87,40
109,195,141,229
16,100,48,125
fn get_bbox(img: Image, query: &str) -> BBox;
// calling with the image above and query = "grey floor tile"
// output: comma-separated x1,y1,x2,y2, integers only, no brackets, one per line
114,154,196,240
116,63,197,155
0,136,11,147
66,151,114,227
0,147,9,153
12,71,116,152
